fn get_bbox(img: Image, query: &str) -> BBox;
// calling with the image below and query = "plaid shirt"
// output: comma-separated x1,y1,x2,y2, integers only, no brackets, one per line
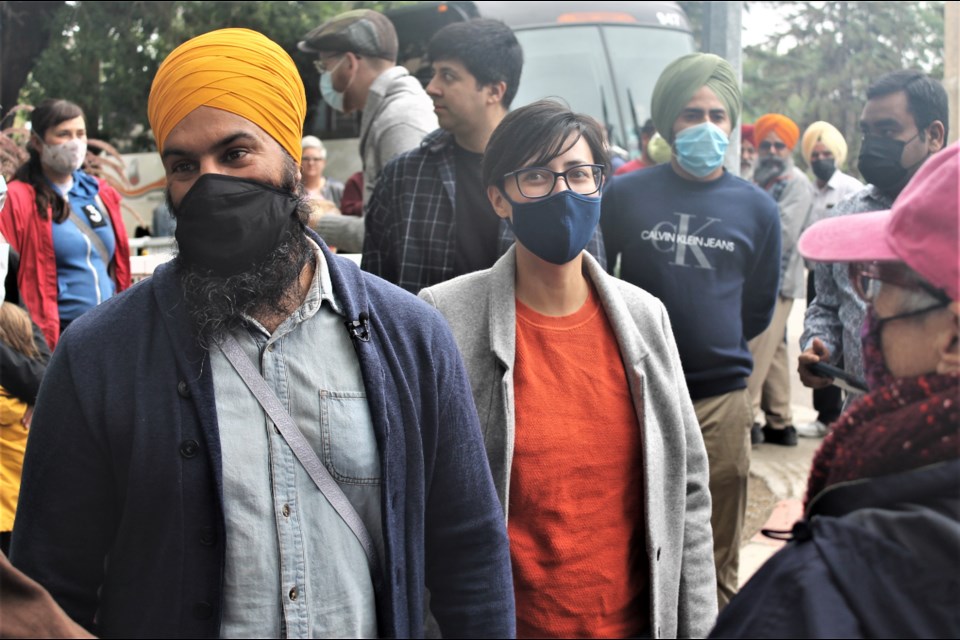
362,129,606,293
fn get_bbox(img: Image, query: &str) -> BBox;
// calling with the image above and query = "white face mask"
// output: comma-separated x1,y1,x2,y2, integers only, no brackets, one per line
41,137,87,175
319,56,348,113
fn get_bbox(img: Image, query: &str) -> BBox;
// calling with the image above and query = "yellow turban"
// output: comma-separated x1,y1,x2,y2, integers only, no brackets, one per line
754,114,800,151
148,28,307,163
801,121,848,167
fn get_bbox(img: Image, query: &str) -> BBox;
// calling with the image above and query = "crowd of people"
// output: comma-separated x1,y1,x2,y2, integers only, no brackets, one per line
0,7,957,640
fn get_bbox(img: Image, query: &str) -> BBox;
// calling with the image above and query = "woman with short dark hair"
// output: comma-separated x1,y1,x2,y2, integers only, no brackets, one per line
1,99,130,350
419,99,717,638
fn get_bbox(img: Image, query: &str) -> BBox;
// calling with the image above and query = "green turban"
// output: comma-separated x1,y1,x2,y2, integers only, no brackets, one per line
651,53,741,144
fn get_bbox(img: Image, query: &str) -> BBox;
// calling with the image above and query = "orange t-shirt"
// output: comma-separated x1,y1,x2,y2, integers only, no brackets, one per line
510,288,648,638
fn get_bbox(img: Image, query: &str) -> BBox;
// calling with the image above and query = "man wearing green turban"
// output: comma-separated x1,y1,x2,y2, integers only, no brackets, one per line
602,52,782,609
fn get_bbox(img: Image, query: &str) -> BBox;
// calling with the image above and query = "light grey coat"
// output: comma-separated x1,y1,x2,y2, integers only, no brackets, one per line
315,66,438,252
419,247,718,639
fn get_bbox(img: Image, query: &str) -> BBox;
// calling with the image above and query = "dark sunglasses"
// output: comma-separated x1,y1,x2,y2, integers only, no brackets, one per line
758,141,788,152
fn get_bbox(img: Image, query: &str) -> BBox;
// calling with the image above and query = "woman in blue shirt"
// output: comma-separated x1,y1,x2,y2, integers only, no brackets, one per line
1,99,130,349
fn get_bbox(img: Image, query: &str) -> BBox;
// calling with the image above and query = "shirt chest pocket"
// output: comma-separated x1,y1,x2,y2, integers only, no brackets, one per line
319,390,381,485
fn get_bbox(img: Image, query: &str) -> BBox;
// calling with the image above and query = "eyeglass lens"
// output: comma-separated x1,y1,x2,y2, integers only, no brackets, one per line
514,165,602,198
848,261,948,304
313,54,341,73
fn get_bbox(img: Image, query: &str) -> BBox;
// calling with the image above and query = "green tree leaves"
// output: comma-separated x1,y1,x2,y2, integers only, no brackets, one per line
741,1,945,174
18,1,379,151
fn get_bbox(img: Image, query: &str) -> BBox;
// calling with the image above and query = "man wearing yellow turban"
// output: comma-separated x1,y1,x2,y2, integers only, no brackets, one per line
602,52,782,609
10,27,515,639
795,121,863,438
747,113,815,449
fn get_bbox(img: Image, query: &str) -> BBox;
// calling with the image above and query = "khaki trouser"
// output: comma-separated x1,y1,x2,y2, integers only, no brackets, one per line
694,388,752,609
746,296,795,429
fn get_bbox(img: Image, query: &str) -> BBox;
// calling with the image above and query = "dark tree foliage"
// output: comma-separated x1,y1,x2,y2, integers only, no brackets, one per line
17,1,403,152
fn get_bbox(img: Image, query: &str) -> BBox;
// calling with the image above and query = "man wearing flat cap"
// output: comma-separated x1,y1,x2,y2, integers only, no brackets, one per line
601,52,781,608
746,113,815,447
298,9,437,252
10,28,514,639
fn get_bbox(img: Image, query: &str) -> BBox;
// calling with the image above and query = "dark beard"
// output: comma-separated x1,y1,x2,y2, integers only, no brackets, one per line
176,220,314,346
170,165,316,346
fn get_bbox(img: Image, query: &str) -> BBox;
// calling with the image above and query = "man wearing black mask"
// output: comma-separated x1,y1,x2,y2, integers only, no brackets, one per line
10,28,515,639
799,70,948,407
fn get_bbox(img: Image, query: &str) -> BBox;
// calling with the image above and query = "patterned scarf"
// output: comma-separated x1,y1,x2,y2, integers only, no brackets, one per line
805,371,960,509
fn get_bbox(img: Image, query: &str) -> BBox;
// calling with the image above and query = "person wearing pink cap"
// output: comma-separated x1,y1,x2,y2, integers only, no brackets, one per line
709,142,959,638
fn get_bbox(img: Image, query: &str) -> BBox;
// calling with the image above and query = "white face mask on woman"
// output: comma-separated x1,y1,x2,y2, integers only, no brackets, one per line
41,138,87,175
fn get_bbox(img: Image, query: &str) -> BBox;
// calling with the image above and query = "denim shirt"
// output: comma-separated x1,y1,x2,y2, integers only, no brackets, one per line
213,238,382,638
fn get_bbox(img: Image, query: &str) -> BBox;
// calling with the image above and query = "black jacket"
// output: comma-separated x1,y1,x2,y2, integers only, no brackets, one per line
710,460,960,638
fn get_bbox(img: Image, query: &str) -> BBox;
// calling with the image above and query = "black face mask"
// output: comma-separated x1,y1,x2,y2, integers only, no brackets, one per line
174,174,301,277
857,134,921,194
810,158,836,183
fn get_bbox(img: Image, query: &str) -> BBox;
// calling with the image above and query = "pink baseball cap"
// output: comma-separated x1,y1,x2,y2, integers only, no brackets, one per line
798,141,960,300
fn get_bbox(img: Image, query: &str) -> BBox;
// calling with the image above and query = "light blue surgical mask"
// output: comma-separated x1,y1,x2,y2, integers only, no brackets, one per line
319,57,347,113
673,121,730,178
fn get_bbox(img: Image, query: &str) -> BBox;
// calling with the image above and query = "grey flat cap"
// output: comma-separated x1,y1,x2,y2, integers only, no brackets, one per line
298,9,398,61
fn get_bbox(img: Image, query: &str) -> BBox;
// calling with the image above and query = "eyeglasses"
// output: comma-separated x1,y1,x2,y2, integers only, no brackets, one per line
301,157,325,163
758,141,788,152
848,261,951,305
502,164,604,199
312,54,344,74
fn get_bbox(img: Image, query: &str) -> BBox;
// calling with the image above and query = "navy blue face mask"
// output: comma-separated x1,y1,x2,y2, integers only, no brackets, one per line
505,189,601,265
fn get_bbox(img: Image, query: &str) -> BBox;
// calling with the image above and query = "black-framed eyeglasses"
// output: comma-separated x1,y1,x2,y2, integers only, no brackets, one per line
312,53,345,74
848,261,951,305
501,164,604,199
758,141,788,152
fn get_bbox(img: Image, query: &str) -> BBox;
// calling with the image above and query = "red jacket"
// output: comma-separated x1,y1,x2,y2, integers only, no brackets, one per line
0,178,131,350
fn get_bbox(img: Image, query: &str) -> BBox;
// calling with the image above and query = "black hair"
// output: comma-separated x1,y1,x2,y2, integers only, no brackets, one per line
13,98,85,223
482,99,610,188
866,70,949,142
427,19,523,108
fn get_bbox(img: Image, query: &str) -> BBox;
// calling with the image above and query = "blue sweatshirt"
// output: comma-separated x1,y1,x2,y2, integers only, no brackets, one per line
51,170,116,321
601,164,781,399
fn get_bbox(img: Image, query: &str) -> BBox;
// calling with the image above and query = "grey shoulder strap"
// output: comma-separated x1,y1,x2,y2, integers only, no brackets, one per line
219,333,381,576
67,204,111,267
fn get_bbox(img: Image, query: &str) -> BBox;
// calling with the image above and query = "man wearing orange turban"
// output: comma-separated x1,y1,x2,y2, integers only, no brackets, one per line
748,113,815,447
11,27,515,639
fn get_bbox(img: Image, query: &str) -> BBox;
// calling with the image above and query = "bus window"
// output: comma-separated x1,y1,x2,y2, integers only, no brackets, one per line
509,26,622,148
602,25,696,154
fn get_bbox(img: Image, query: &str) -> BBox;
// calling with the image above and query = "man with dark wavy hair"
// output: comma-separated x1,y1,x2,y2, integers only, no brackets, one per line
363,19,606,293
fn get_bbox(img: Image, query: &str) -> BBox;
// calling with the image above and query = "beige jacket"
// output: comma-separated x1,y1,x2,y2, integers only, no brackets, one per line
419,247,718,638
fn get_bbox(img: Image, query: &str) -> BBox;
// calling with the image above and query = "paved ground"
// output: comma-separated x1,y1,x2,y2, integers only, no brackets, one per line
738,292,826,587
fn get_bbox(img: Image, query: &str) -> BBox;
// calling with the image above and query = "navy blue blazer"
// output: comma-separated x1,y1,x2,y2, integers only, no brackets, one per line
11,231,515,638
